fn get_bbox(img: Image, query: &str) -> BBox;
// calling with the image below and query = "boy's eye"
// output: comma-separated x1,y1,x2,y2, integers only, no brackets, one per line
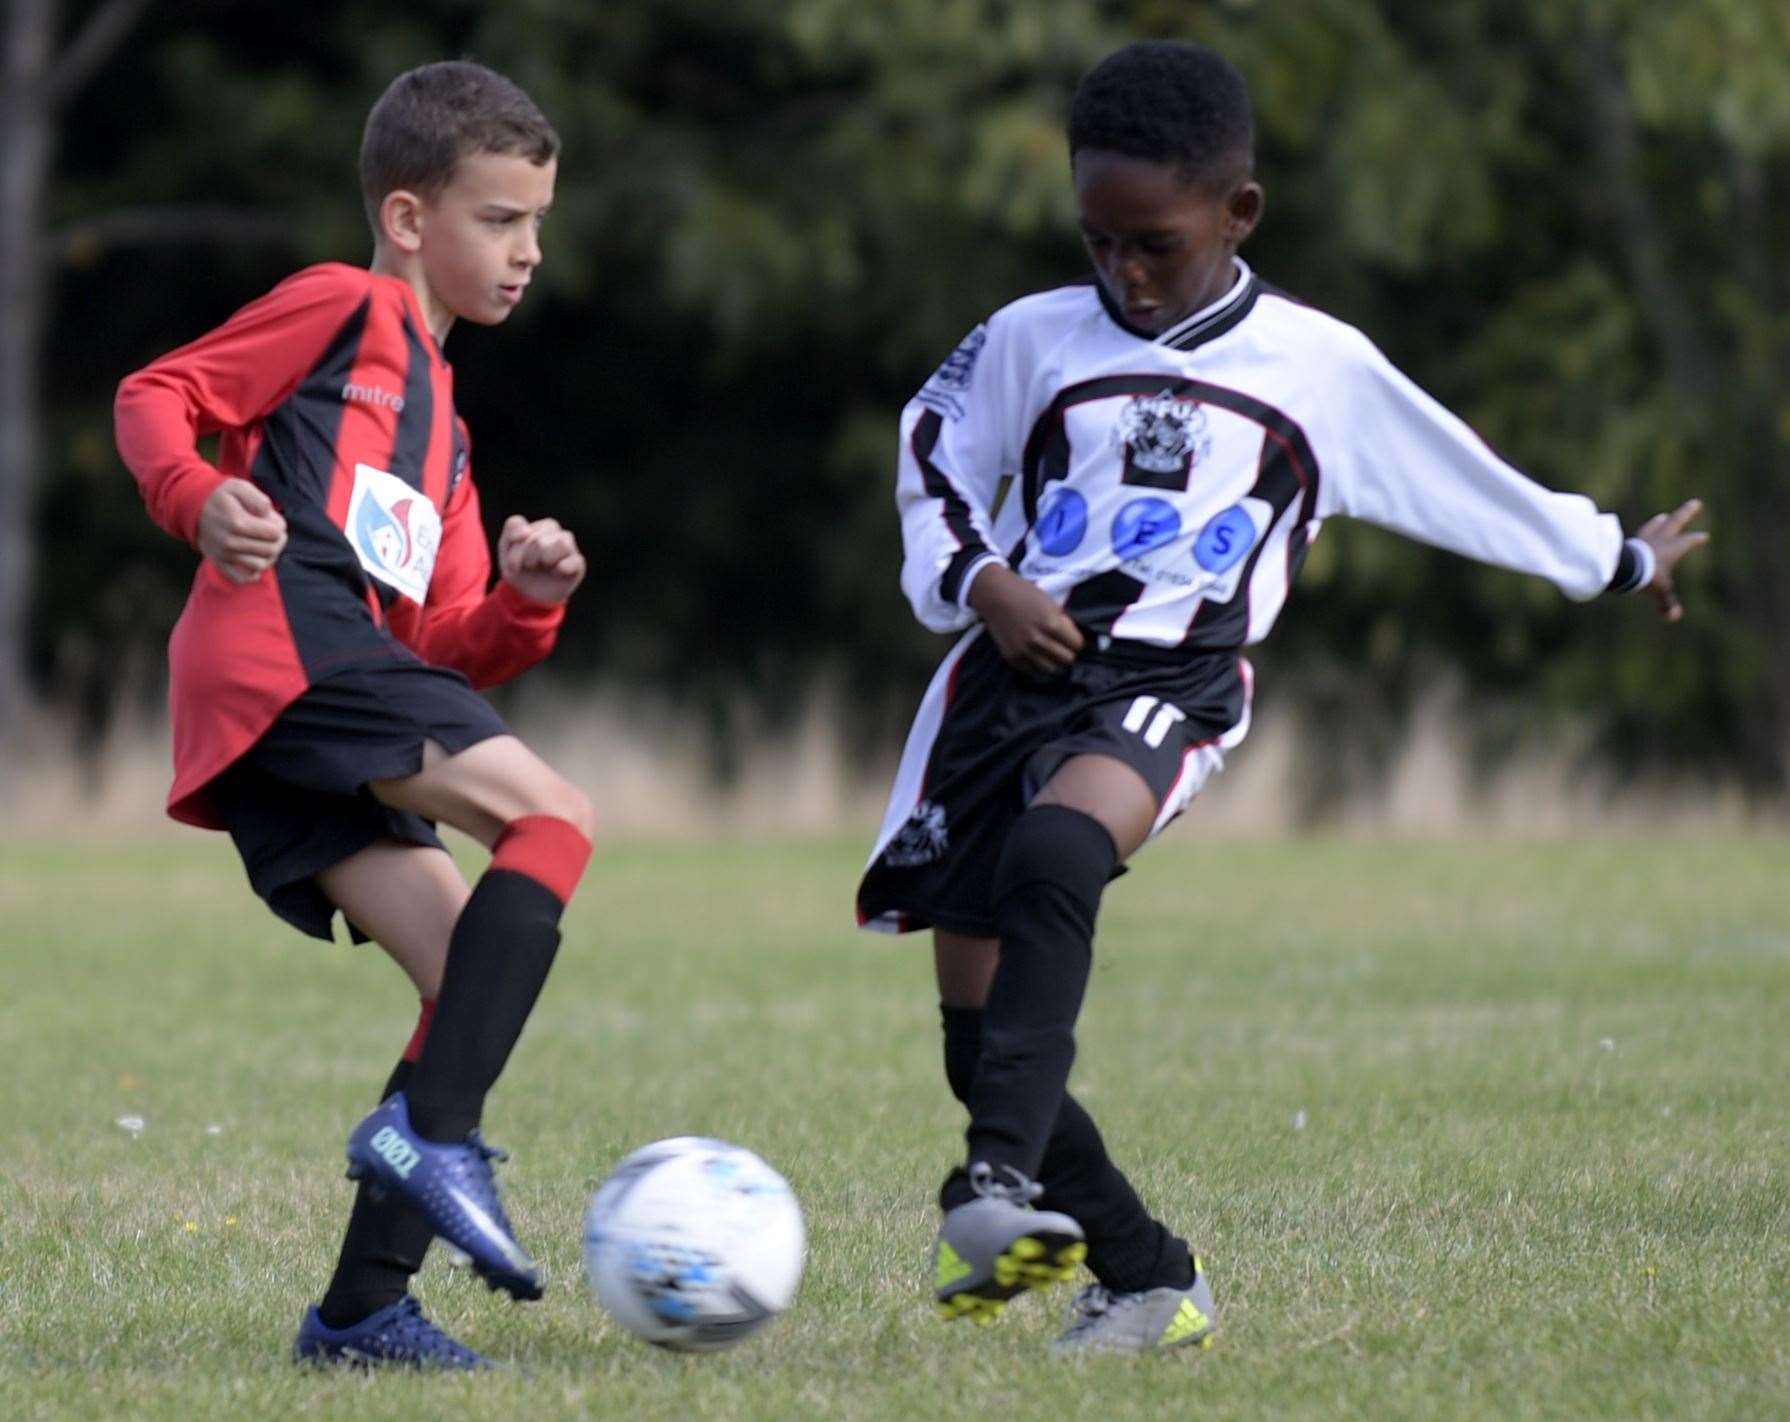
1140,239,1182,255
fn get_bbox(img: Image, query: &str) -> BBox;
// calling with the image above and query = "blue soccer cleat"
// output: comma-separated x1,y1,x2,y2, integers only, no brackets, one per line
344,1091,542,1301
293,1295,493,1370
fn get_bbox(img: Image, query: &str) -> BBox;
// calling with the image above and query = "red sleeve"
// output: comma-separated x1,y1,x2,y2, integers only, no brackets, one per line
402,472,566,689
113,265,369,545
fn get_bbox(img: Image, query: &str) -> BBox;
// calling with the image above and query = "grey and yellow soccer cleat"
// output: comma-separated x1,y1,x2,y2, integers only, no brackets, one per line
933,1162,1087,1325
1051,1262,1217,1355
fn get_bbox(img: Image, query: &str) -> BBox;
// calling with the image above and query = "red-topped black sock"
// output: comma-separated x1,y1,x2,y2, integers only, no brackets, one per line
405,816,591,1143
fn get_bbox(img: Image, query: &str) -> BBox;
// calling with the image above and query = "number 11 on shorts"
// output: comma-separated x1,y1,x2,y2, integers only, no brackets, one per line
1122,695,1186,749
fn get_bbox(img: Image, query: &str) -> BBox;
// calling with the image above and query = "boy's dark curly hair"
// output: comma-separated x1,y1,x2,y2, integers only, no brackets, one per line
1067,42,1253,187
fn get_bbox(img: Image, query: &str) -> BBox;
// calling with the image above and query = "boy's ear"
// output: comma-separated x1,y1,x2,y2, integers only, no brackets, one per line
378,189,426,254
1224,180,1264,243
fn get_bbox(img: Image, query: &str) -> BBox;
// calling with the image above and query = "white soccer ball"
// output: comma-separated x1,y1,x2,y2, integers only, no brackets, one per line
583,1136,805,1353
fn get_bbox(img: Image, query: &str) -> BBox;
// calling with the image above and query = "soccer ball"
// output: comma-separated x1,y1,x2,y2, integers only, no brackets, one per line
583,1136,805,1352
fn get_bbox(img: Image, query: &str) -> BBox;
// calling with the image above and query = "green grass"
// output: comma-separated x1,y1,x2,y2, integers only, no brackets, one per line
1,832,1787,1420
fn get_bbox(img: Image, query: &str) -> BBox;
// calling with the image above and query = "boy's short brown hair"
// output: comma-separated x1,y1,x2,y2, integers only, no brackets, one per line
360,61,559,230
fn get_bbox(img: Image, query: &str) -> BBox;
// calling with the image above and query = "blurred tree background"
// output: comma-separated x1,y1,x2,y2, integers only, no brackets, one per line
5,0,1787,809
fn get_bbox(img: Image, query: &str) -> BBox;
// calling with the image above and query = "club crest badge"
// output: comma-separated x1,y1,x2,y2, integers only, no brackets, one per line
1113,389,1212,490
346,462,441,605
884,799,949,868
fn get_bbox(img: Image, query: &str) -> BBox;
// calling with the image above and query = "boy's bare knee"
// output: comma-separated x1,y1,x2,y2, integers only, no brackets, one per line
541,779,596,841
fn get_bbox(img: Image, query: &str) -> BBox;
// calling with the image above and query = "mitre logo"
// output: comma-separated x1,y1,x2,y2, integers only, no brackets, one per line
341,381,406,413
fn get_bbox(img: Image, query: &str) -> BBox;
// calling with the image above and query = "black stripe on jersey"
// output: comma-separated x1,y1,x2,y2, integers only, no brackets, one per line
259,296,398,677
912,408,996,602
389,310,435,492
367,311,440,614
448,419,470,500
1063,569,1147,630
252,296,370,507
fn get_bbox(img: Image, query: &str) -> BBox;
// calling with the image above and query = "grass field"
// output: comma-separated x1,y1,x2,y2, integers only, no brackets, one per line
2,831,1787,1420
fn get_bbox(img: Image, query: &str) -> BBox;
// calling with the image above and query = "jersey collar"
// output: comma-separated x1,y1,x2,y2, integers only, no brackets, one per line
1094,257,1260,353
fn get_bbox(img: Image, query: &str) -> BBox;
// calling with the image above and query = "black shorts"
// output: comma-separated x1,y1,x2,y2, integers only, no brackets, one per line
208,659,510,942
857,631,1251,936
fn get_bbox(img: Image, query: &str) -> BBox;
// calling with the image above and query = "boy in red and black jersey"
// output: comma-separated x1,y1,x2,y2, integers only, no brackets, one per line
115,62,592,1369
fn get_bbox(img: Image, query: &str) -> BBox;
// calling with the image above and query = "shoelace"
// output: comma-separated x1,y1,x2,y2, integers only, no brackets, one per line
967,1161,1044,1205
467,1131,510,1165
377,1297,476,1360
1064,1283,1145,1336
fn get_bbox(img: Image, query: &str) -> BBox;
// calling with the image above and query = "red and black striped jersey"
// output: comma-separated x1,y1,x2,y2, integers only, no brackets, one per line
115,262,565,827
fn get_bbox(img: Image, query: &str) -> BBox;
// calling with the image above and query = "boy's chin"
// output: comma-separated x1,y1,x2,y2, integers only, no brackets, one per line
454,305,515,328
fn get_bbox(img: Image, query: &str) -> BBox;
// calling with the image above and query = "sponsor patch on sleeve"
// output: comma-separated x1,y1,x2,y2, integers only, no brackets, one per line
916,324,988,421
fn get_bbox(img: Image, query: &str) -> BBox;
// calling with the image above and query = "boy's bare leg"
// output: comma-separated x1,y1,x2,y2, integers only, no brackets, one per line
318,841,469,996
1030,751,1156,858
368,734,595,848
311,841,471,1327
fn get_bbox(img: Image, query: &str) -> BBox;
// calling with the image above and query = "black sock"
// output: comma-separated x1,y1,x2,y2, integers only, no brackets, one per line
961,805,1114,1182
405,869,566,1142
943,1004,1194,1292
317,1059,435,1329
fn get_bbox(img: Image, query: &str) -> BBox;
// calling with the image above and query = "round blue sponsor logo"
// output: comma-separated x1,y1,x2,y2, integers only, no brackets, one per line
1111,498,1182,559
1035,488,1088,556
1193,504,1257,572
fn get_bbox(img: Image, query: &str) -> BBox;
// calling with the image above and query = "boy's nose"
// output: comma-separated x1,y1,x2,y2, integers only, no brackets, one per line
1114,254,1146,289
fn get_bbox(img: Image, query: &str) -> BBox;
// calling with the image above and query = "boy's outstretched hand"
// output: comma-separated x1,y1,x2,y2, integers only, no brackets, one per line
968,563,1084,676
500,515,587,605
1636,498,1708,623
198,478,288,584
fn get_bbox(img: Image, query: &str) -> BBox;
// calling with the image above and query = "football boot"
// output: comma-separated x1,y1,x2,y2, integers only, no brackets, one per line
933,1162,1086,1325
293,1295,492,1370
1052,1264,1217,1355
344,1091,541,1301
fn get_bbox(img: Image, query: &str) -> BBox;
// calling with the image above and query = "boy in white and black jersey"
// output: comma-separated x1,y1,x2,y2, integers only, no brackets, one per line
856,41,1707,1355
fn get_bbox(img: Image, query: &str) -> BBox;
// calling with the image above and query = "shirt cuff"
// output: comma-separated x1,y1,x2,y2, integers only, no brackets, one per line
492,577,569,626
166,466,230,546
952,552,1005,610
1606,537,1655,595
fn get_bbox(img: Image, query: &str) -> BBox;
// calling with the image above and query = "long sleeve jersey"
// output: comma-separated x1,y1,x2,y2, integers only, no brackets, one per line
896,259,1632,652
115,262,564,827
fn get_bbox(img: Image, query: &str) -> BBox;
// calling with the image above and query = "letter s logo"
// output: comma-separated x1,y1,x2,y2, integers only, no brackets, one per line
1193,505,1258,573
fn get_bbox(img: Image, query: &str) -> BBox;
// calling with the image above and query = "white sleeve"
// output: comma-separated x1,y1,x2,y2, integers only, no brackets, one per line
895,317,1018,633
1316,331,1623,601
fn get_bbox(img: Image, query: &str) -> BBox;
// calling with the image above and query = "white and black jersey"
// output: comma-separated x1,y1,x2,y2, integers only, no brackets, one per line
859,260,1648,933
897,258,1630,654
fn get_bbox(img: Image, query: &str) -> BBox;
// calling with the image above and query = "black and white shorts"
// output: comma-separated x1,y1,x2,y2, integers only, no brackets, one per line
208,658,510,942
856,629,1252,936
